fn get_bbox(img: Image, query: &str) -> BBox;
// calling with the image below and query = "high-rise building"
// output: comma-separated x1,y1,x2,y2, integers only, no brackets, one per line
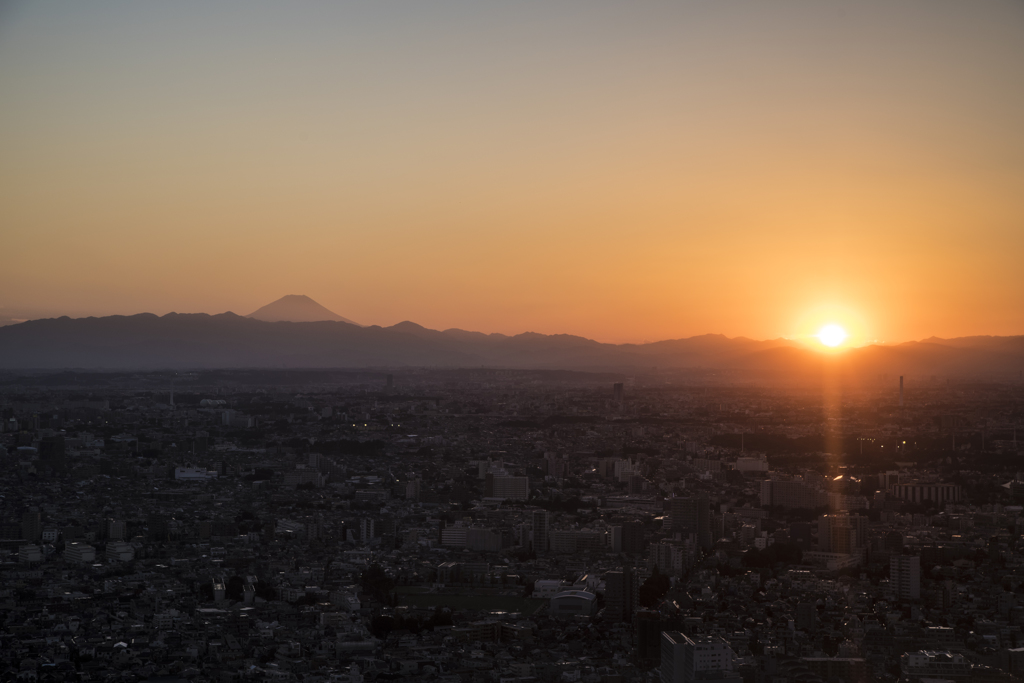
106,541,135,562
879,471,900,490
890,483,961,505
649,541,693,576
817,513,867,553
64,542,96,564
635,609,665,666
891,554,920,600
108,520,125,540
19,544,43,563
440,524,467,547
613,382,624,402
795,602,816,631
661,632,740,683
628,475,646,496
599,458,617,479
669,496,711,549
147,513,169,542
622,521,646,555
546,454,567,480
21,511,42,543
405,478,421,501
605,566,635,623
532,510,549,554
360,518,375,544
485,474,529,500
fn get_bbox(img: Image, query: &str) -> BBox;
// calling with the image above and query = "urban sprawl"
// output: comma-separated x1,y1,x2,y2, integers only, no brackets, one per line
2,369,1023,683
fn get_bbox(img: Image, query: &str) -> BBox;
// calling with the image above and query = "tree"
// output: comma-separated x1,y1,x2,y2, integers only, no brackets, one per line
638,567,671,607
742,541,803,569
361,564,395,602
370,615,395,639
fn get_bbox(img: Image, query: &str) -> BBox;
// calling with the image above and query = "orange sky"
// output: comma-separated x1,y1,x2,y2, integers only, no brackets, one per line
1,1,1022,344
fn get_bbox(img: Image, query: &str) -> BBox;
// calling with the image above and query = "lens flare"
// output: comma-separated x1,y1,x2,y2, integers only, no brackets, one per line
817,324,847,347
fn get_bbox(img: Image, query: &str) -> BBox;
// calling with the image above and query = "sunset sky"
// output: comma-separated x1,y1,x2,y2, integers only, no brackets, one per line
1,1,1022,344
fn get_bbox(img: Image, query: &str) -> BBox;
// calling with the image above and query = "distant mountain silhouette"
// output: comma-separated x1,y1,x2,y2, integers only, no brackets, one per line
247,295,361,325
0,311,1020,379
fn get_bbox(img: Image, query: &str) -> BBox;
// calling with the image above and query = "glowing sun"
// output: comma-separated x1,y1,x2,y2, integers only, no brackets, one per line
817,324,848,347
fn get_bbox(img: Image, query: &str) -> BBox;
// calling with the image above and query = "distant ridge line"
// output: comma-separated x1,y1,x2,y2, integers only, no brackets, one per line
0,309,1020,375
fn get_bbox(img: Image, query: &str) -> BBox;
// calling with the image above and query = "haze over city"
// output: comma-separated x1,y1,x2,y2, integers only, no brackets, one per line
2,1,1023,345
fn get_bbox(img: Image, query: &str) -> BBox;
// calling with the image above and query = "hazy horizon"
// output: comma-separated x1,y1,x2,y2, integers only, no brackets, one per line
2,1,1023,345
1,294,1020,348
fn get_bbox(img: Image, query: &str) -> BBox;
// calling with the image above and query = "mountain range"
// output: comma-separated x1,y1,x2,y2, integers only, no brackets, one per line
0,296,1020,378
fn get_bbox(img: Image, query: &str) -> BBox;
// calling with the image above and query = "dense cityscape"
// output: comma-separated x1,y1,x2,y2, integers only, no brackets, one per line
2,368,1023,683
3,1,1021,683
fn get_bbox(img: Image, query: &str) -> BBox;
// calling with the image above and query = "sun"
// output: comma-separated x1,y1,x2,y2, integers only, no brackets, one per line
817,324,848,347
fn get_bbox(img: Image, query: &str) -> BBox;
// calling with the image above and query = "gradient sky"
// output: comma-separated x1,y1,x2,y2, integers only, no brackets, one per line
1,1,1022,344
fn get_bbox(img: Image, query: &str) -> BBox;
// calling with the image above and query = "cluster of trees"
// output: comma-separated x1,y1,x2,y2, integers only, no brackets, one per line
361,564,396,602
638,567,671,607
370,607,453,639
741,541,803,568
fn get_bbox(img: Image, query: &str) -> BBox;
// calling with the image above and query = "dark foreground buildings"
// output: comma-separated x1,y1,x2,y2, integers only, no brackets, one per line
0,367,1022,682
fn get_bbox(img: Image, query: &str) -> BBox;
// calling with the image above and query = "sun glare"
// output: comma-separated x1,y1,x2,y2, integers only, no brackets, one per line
817,324,848,347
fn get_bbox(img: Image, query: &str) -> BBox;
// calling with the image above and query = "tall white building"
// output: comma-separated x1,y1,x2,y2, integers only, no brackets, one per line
19,544,43,563
106,541,135,563
661,632,740,683
891,554,921,600
174,466,218,481
441,524,468,548
64,542,96,564
359,518,375,544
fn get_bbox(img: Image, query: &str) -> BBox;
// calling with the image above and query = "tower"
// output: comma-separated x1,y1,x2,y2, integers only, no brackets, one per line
622,521,646,555
817,513,867,553
635,609,665,666
605,566,634,622
891,554,920,600
899,376,904,407
360,518,375,544
21,511,42,542
669,495,711,549
661,632,738,683
531,510,549,554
